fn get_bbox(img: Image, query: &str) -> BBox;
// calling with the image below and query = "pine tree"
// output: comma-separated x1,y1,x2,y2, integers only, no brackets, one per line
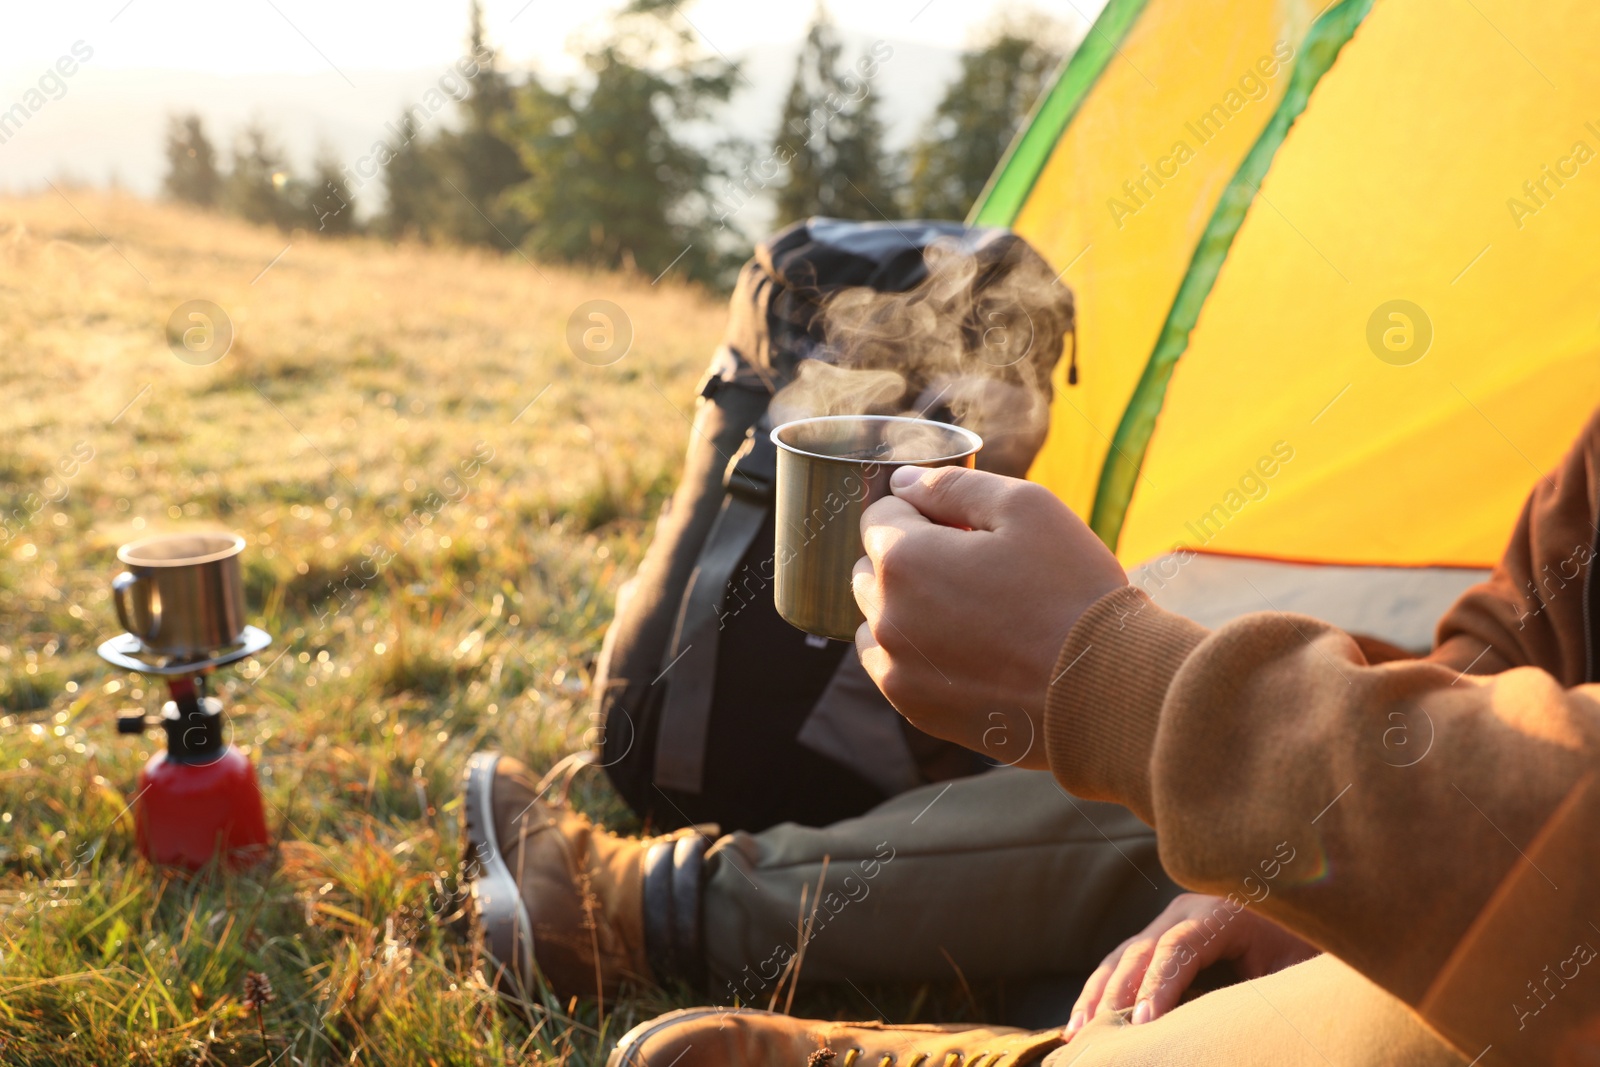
162,113,221,207
829,82,894,219
772,6,895,226
224,123,301,231
904,16,1067,220
500,5,738,282
433,0,530,247
309,151,357,236
374,2,527,247
773,17,838,226
379,111,444,240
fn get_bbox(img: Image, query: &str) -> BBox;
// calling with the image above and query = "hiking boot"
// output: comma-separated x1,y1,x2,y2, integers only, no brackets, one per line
462,751,716,999
608,1007,1066,1067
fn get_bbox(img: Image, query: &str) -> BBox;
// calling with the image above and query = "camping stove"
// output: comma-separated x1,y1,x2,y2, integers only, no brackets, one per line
98,628,273,869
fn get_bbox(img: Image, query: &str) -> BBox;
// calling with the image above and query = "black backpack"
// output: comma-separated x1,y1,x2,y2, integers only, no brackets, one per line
594,217,1075,833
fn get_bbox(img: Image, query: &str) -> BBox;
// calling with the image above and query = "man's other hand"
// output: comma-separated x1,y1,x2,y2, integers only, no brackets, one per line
853,465,1125,769
1066,893,1322,1036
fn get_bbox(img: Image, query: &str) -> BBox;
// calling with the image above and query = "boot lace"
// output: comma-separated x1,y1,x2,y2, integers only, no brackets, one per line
535,749,597,807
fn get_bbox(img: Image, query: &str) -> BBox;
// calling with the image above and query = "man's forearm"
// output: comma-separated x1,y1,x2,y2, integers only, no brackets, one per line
1045,587,1600,1064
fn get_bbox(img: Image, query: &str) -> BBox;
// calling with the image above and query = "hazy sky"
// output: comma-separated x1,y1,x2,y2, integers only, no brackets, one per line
0,0,1102,215
1,0,1104,78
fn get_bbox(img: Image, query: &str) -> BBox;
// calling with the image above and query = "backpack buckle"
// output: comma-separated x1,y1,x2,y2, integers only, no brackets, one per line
724,424,776,503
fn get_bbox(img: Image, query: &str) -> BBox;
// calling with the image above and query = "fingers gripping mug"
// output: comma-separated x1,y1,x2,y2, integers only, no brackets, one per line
771,415,982,641
112,532,248,660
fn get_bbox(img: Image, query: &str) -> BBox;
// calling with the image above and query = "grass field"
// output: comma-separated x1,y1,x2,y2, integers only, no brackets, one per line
0,190,728,1065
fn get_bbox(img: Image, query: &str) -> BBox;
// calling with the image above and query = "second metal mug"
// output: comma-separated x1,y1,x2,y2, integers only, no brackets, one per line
771,415,982,641
113,532,248,659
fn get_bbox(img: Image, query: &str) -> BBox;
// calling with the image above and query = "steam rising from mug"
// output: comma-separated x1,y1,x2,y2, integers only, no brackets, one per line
768,236,1072,478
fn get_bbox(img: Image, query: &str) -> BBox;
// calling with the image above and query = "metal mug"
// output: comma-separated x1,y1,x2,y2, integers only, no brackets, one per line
771,415,982,641
112,532,248,659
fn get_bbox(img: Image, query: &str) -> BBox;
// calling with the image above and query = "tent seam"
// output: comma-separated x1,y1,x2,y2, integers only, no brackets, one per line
967,0,1150,228
1087,0,1376,552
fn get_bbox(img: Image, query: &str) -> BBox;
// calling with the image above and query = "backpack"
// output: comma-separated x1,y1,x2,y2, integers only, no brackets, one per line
593,217,1075,833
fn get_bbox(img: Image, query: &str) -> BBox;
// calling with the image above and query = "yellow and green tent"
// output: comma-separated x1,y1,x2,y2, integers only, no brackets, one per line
974,0,1600,569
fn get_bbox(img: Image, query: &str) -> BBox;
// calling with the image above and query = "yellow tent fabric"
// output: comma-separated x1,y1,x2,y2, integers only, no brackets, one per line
975,0,1600,568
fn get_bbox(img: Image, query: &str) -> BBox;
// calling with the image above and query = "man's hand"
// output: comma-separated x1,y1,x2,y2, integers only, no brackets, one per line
1066,893,1321,1036
852,465,1125,769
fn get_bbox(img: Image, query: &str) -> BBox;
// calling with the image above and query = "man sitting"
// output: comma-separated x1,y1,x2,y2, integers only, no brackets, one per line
600,409,1600,1064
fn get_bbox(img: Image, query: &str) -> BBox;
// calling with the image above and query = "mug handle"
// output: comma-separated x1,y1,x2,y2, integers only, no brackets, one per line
112,571,157,643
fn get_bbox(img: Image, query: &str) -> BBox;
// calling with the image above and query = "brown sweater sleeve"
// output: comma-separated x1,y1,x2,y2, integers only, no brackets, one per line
1431,436,1600,683
1044,415,1600,1064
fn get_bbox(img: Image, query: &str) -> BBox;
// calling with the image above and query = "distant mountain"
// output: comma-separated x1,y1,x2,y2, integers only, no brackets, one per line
0,29,961,235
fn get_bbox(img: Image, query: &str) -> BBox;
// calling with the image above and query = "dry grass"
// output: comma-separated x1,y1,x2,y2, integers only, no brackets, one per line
0,190,727,1065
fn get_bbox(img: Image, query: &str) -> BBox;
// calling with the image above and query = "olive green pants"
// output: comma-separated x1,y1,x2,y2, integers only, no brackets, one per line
702,768,1179,999
707,771,1465,1062
701,768,1464,1064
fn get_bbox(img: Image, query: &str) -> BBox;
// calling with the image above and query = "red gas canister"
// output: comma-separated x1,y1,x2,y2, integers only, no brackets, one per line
123,675,271,869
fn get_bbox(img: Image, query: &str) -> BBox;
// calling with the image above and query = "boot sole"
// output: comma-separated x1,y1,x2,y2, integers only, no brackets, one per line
608,1006,747,1067
463,751,536,995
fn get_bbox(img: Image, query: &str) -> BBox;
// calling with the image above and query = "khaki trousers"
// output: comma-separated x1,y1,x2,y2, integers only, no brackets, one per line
1047,954,1466,1066
702,768,1178,998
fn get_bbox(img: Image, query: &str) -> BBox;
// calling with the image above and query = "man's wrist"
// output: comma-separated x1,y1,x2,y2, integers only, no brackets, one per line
1042,586,1209,826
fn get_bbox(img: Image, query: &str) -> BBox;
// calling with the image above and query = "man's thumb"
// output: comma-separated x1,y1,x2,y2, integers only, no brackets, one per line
888,465,1007,531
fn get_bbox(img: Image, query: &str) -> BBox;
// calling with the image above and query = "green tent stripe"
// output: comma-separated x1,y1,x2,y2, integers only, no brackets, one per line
1087,0,1374,552
968,0,1150,228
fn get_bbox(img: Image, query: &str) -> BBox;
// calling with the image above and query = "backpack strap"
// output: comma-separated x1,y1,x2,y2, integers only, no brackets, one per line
652,416,777,794
795,653,921,796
